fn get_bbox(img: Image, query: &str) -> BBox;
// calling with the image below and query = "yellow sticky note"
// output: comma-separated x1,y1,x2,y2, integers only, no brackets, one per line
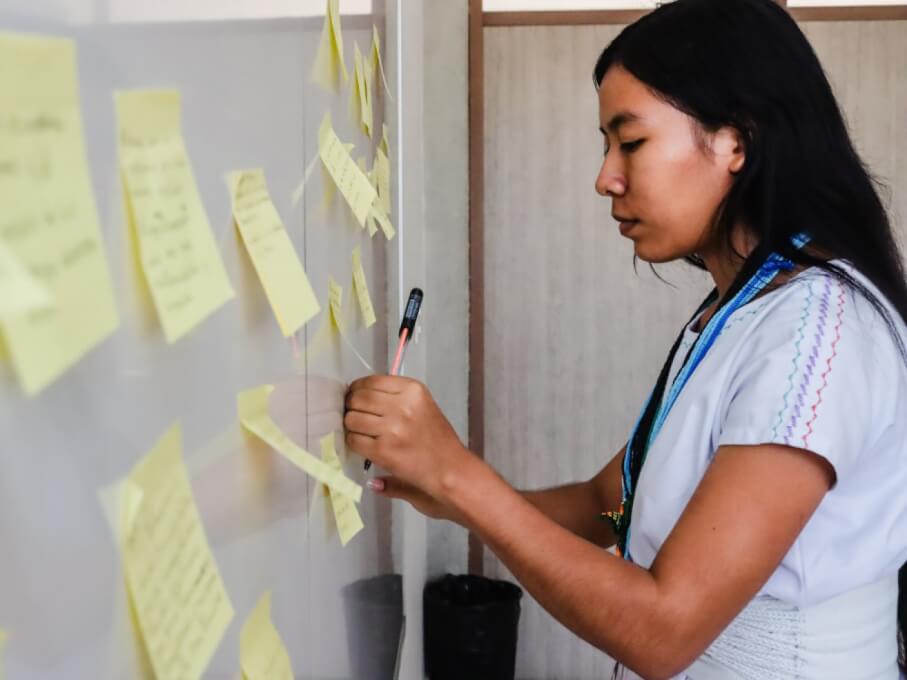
320,433,364,546
348,44,372,137
325,141,354,218
348,52,361,130
351,247,376,328
374,148,391,217
320,163,336,213
327,0,348,78
318,113,377,227
0,241,52,320
239,385,362,502
229,169,319,337
0,34,119,395
241,592,294,680
116,89,234,344
323,279,375,371
119,423,234,680
362,47,374,138
370,206,396,241
356,157,372,233
311,0,349,93
380,124,390,158
365,164,379,238
0,628,6,680
328,275,345,333
370,26,393,100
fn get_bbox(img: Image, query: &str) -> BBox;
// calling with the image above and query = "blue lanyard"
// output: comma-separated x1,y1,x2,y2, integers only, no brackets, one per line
619,234,810,559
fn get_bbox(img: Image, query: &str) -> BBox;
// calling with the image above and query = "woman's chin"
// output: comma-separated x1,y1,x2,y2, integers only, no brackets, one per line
632,242,678,264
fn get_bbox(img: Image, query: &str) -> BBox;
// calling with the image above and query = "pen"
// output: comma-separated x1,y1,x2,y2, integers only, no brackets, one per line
364,287,423,471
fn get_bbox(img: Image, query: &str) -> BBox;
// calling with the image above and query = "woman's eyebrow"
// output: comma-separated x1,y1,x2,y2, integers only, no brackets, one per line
601,111,641,135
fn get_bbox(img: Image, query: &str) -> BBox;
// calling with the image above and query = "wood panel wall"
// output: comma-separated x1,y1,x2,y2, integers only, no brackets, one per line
480,19,907,678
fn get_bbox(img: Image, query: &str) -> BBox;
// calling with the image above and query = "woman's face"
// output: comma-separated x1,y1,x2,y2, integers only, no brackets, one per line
596,66,745,263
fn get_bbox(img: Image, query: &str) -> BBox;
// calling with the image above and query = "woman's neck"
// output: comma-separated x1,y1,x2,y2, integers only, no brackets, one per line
698,226,758,300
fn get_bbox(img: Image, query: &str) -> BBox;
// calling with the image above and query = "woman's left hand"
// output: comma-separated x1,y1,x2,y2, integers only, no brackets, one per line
343,375,474,508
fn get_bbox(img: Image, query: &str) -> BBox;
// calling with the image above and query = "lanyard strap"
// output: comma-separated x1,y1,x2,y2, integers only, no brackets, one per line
613,234,810,559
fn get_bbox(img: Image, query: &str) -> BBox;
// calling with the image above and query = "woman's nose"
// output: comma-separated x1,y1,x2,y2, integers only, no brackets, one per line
595,156,626,197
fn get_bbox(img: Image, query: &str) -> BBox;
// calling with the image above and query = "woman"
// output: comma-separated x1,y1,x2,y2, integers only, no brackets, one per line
344,0,907,677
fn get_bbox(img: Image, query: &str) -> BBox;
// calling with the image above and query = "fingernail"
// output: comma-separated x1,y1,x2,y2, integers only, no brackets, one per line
367,478,385,492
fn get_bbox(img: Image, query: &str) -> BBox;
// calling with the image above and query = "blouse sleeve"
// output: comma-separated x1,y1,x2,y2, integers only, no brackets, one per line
716,274,890,479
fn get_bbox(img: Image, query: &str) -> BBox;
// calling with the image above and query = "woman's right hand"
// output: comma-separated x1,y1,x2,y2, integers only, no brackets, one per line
367,476,465,525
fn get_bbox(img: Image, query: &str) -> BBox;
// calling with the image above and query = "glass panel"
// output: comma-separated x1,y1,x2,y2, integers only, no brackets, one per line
0,3,403,679
106,0,373,23
0,0,373,24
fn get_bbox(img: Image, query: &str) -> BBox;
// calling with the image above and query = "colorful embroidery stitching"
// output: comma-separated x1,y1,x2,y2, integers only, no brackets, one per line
803,281,845,447
783,278,830,443
771,284,813,440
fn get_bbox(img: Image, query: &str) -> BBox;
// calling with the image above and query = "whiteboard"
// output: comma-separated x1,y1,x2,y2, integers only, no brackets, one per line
0,4,406,678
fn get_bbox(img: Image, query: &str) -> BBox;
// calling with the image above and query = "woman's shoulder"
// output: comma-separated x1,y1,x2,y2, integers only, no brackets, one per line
713,260,907,478
736,259,907,360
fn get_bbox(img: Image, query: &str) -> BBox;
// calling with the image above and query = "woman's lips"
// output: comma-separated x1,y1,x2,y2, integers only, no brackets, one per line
619,219,639,235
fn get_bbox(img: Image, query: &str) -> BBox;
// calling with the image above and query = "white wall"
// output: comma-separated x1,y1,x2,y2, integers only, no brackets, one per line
0,0,373,24
420,0,471,580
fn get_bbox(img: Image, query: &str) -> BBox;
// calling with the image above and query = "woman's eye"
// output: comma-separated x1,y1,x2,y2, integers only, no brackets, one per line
620,139,644,153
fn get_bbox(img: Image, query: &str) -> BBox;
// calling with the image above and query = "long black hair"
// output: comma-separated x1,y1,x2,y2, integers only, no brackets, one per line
593,0,907,670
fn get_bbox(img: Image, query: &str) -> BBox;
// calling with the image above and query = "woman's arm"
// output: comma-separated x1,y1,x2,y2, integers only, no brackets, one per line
353,379,624,548
445,444,832,678
520,447,623,548
345,376,834,679
370,466,620,549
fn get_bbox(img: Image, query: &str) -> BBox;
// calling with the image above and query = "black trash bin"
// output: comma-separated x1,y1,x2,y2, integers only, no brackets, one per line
342,573,404,680
423,573,523,680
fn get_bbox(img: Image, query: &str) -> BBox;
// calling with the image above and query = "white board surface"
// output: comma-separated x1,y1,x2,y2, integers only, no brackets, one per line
0,4,405,678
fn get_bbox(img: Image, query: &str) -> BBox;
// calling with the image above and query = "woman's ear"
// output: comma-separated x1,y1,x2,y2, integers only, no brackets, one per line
712,126,746,174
